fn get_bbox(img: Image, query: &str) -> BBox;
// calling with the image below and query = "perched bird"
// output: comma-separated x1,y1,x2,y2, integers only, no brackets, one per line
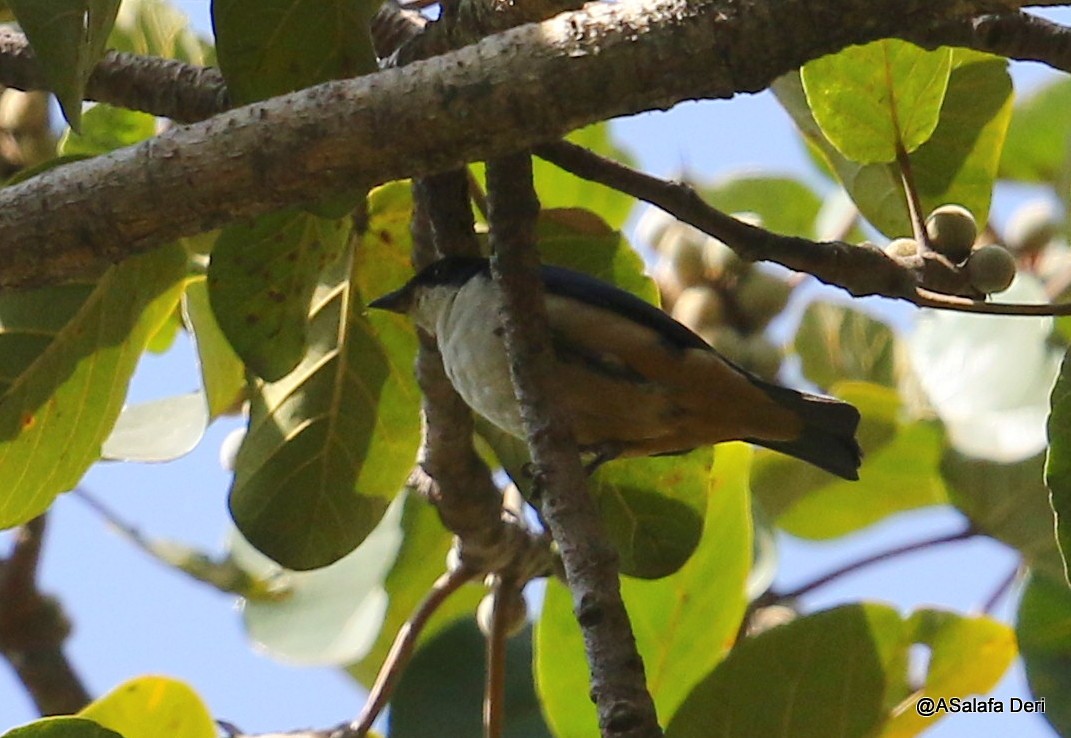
369,256,862,479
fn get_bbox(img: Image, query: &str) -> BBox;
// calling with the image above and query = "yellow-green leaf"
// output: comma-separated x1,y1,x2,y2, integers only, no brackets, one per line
0,244,187,527
228,184,421,570
208,210,350,382
878,610,1016,737
538,444,751,733
79,676,215,738
802,40,951,163
3,717,124,738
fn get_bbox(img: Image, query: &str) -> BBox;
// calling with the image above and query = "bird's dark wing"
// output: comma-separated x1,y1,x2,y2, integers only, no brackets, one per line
539,264,710,352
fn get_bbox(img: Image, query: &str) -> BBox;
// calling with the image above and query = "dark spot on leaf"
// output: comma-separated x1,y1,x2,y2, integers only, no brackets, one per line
245,314,259,325
379,229,392,244
20,412,34,430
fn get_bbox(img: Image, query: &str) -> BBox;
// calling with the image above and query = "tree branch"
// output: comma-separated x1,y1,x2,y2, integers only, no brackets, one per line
0,0,1032,290
487,153,661,737
906,11,1071,72
0,515,91,716
537,140,1071,315
0,27,229,122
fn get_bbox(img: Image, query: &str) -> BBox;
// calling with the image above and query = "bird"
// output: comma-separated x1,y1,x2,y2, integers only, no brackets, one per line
369,256,862,480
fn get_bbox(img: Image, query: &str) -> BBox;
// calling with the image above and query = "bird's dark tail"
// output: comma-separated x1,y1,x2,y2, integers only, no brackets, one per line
745,381,863,480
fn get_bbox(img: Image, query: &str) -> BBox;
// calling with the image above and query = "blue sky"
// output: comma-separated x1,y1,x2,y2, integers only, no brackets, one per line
3,3,1071,737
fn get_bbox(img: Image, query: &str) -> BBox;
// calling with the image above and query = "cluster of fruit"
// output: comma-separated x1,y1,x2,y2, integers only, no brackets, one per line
637,207,793,379
884,204,1018,295
0,89,54,175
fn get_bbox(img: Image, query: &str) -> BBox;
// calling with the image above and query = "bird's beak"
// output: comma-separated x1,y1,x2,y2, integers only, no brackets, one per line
367,285,413,313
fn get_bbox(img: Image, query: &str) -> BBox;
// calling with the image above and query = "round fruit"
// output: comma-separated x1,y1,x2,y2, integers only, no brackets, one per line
662,228,706,286
702,237,749,281
0,90,49,134
1005,200,1060,256
966,244,1017,294
742,336,783,379
884,237,918,259
635,206,676,251
925,204,977,263
735,272,793,330
476,590,528,638
672,286,724,332
707,328,746,361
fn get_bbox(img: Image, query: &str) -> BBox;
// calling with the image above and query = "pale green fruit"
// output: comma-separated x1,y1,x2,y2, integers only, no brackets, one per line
735,271,793,330
1005,200,1060,256
884,237,918,258
662,228,706,286
742,336,783,379
925,204,977,263
707,328,747,361
0,90,49,134
672,286,725,332
967,244,1016,294
476,590,528,638
702,237,749,281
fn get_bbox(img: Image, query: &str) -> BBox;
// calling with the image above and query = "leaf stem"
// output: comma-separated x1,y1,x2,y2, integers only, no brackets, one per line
771,525,976,602
350,567,477,736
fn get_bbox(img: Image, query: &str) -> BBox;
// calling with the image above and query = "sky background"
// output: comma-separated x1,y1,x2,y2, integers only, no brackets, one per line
3,2,1071,737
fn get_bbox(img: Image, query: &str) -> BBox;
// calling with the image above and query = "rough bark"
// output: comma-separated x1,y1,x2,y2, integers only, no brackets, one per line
0,0,1031,289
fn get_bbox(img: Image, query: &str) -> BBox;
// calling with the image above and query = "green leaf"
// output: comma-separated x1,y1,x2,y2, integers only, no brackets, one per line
391,620,553,738
100,392,208,462
943,450,1063,580
537,443,751,733
1000,76,1071,185
702,174,823,238
1017,571,1071,736
878,609,1015,737
752,382,947,539
1048,346,1071,585
536,208,658,303
532,124,638,230
0,244,186,528
793,302,896,389
109,0,211,65
208,210,350,382
802,40,951,163
589,449,708,579
228,185,421,570
183,278,246,418
58,103,157,156
666,603,900,738
347,486,481,685
234,492,406,664
10,0,120,130
3,718,124,738
79,676,215,738
778,50,1012,237
212,0,378,105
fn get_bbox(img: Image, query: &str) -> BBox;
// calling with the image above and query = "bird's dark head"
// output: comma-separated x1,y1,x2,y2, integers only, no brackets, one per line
368,256,489,314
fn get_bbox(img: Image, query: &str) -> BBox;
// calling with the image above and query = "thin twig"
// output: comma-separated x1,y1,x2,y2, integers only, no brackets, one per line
487,152,662,738
0,515,92,715
773,525,977,602
536,140,1071,317
483,579,511,738
895,142,930,252
980,562,1023,615
350,567,477,736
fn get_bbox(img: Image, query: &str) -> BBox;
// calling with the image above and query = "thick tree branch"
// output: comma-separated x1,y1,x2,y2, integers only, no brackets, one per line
0,516,91,716
906,11,1071,72
487,153,661,738
0,0,1030,290
0,28,228,122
